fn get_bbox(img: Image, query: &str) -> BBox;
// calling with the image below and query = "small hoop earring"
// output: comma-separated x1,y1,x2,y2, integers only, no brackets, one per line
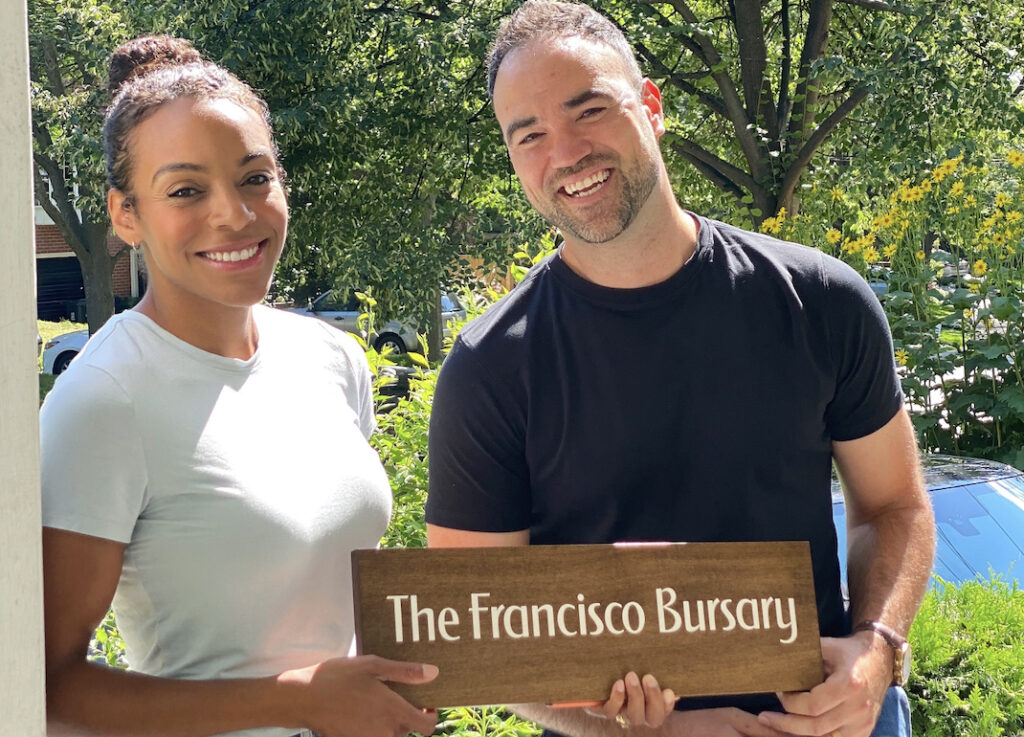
131,241,139,251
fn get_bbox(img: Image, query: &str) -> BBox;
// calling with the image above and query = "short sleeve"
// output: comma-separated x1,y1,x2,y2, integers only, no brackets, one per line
822,257,904,441
426,336,532,532
314,321,376,439
40,366,148,543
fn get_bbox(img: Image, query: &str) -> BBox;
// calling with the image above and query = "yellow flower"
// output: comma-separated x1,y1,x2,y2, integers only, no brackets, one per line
843,239,862,255
825,229,842,245
915,250,926,261
776,207,787,222
972,259,988,277
760,217,782,235
968,282,981,293
894,349,909,366
965,194,977,207
1007,211,1022,223
946,206,961,215
863,247,880,264
883,244,898,259
1008,150,1024,168
831,187,845,202
995,192,1011,208
950,181,965,197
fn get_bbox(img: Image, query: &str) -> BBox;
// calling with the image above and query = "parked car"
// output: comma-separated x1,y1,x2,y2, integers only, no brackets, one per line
833,454,1024,594
42,329,89,375
289,290,467,353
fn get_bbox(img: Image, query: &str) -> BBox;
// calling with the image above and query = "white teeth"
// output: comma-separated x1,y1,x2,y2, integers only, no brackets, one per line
564,170,610,196
204,244,260,262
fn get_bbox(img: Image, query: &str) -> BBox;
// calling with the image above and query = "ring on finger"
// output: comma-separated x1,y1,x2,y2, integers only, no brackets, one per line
615,714,629,729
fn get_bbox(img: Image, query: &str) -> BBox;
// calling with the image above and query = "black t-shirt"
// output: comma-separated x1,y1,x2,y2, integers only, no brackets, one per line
426,215,903,712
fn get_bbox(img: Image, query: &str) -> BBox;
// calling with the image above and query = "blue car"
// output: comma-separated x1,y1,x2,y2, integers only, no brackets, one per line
832,455,1024,592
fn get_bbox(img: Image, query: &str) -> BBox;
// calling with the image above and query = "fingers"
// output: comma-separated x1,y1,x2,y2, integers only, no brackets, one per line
599,679,627,719
365,655,440,685
622,672,647,727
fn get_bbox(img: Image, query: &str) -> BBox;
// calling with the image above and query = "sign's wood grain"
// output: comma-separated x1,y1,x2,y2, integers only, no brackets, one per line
352,542,823,708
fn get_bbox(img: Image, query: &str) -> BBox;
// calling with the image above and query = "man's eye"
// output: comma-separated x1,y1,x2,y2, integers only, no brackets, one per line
519,132,543,145
580,107,605,119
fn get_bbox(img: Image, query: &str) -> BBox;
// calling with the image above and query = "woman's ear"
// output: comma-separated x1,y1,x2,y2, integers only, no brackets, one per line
108,188,140,245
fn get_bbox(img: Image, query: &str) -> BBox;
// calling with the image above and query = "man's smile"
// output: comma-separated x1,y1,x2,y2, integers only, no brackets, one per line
561,169,611,198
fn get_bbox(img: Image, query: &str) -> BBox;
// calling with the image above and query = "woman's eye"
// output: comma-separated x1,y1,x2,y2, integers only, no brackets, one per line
169,187,199,198
246,173,271,186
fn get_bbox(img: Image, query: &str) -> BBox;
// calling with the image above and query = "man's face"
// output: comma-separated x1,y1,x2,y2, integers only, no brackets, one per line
493,36,664,245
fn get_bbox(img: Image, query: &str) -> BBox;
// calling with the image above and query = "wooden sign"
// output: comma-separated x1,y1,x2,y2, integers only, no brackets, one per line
352,541,822,708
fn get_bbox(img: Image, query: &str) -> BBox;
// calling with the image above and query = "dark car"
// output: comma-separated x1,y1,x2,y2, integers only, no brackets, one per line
833,455,1024,592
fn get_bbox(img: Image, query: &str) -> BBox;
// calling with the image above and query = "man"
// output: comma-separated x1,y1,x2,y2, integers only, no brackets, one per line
426,2,935,736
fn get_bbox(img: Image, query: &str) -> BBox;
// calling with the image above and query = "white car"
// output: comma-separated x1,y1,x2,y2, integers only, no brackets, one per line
42,329,89,375
289,290,467,353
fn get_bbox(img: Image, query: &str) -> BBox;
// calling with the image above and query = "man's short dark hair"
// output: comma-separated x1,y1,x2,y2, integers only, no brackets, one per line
486,0,643,98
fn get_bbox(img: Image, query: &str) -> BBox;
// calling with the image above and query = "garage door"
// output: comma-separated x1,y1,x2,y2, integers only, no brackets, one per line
37,256,84,320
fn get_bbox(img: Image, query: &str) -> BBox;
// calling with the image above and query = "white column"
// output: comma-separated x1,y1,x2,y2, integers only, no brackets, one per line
0,0,47,732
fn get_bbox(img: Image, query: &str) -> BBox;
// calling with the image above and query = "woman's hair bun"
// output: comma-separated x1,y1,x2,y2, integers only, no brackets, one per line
107,35,204,97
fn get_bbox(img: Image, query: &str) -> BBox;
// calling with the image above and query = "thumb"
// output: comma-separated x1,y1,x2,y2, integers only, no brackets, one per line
369,657,440,685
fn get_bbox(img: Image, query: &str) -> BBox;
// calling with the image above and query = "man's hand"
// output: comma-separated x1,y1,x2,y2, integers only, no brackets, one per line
755,633,891,737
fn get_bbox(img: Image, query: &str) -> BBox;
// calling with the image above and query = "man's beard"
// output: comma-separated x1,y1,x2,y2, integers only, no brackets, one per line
538,149,659,244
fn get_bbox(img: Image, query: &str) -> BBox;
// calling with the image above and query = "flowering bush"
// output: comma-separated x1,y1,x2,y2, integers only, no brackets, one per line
764,150,1024,467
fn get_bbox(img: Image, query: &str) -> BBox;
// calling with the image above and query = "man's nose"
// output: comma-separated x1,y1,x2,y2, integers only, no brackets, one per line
549,129,593,170
209,186,256,230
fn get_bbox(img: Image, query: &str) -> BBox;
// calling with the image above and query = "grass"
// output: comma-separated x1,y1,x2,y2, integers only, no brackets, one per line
38,319,85,404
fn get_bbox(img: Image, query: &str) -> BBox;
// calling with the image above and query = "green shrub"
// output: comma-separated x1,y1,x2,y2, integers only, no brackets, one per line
764,149,1024,467
909,578,1024,736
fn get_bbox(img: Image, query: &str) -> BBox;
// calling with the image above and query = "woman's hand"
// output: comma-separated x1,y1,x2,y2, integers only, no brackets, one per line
589,671,677,729
280,655,439,737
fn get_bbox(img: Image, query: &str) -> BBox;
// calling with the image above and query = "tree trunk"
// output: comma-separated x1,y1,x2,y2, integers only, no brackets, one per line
79,225,119,334
425,286,443,364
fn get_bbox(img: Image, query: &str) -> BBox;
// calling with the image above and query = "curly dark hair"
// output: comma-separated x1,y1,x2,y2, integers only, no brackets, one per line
103,35,278,197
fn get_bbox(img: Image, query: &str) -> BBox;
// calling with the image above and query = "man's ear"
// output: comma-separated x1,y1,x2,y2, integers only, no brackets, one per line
108,188,140,245
641,78,665,138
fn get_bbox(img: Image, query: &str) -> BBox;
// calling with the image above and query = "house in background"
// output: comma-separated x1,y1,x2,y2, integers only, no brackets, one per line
34,180,141,322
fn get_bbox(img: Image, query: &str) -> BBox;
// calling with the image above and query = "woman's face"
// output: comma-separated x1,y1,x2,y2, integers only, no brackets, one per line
110,96,288,315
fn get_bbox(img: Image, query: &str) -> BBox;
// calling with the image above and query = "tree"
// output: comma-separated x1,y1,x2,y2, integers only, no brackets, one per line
140,0,538,360
28,0,131,334
596,0,1022,223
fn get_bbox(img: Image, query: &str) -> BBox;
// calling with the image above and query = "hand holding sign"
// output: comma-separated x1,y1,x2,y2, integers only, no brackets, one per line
352,542,823,708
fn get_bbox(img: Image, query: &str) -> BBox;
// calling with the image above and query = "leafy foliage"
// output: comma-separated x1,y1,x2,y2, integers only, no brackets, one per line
909,578,1024,736
767,148,1024,467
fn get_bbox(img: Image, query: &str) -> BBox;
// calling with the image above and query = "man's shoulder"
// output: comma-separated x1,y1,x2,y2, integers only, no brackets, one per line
457,253,558,350
700,215,864,290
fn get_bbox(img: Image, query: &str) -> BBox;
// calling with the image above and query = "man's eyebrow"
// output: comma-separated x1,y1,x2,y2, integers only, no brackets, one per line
563,89,611,109
505,116,538,143
151,152,271,184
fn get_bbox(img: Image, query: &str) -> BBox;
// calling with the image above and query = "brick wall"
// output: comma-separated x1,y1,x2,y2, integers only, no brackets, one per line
35,224,135,298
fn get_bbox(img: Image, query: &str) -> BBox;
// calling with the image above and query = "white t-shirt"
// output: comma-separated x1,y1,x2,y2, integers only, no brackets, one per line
40,306,392,737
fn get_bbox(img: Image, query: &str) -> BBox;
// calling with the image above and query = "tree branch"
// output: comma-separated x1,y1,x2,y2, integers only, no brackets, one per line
835,0,911,12
780,84,870,204
664,133,759,193
633,39,728,119
636,0,768,180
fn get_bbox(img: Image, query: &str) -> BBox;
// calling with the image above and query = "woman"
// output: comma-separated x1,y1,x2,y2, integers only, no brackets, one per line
40,36,437,737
